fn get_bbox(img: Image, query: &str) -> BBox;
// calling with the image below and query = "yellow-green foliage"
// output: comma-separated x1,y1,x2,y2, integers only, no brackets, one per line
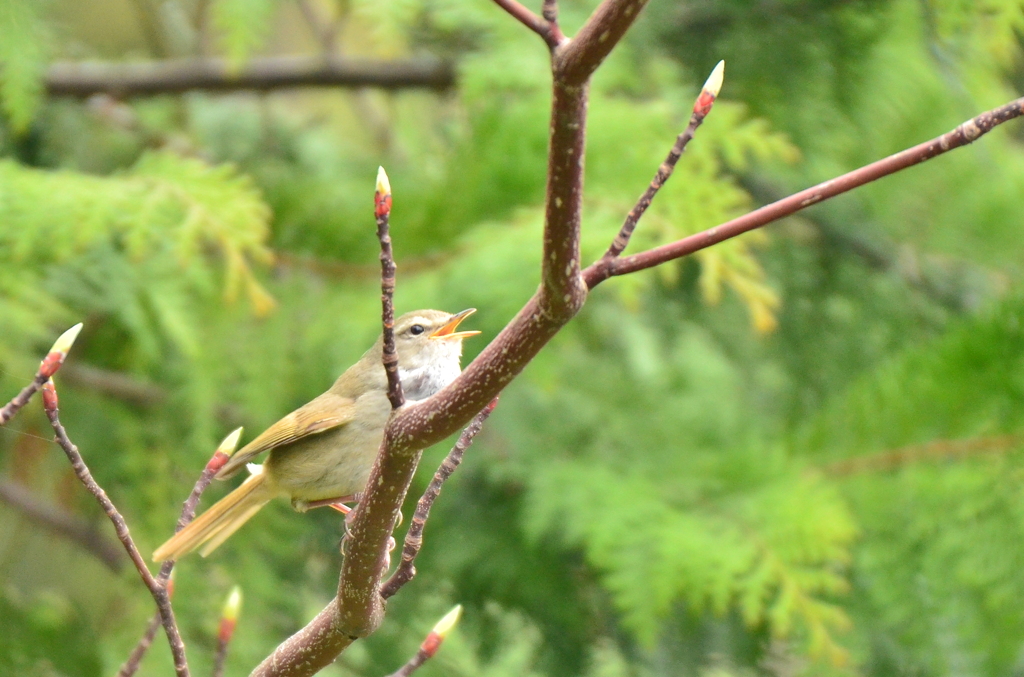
2,1,1024,677
0,151,273,364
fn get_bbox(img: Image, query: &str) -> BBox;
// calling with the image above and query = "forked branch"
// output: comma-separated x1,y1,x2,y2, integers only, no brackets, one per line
248,1,1024,675
380,398,498,599
582,94,1024,287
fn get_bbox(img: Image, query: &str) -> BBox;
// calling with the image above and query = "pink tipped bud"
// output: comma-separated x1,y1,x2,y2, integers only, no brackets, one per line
693,60,725,118
41,379,58,412
420,604,462,658
432,604,462,639
218,586,242,643
376,166,391,197
702,60,725,98
375,166,392,218
50,323,83,355
166,569,177,599
41,376,58,409
206,427,243,473
40,323,83,378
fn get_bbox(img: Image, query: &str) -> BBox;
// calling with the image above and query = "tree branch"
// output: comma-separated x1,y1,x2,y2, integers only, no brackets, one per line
242,11,1024,677
582,95,1024,287
490,0,564,48
555,0,650,84
0,324,82,425
0,478,124,572
384,605,462,677
380,399,497,600
599,62,723,261
42,380,190,677
118,429,242,677
45,56,455,98
116,614,163,677
375,167,404,409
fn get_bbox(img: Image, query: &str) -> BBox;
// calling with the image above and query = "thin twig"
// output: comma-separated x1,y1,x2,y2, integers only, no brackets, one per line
212,637,230,677
375,167,404,409
386,646,431,677
385,605,462,677
582,95,1024,288
0,479,124,572
490,0,563,48
601,63,723,261
542,0,558,24
212,586,242,677
380,399,498,599
120,429,242,677
116,614,162,677
0,324,81,426
41,381,190,677
0,374,48,426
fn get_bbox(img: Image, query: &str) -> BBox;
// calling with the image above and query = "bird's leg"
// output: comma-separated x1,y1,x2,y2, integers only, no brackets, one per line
292,493,361,513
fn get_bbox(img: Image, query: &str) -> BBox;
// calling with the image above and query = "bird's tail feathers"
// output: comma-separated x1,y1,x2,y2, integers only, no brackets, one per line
152,472,273,561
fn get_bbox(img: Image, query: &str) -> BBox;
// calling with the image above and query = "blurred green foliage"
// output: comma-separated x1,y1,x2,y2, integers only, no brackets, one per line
1,0,1024,676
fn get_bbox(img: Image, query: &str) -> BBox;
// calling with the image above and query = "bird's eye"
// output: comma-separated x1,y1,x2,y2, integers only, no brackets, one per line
409,324,425,336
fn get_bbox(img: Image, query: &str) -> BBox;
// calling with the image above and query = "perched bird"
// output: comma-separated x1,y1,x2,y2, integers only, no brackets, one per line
153,309,479,561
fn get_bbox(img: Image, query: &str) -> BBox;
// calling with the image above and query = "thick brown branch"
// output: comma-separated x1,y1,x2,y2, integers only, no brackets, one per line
388,295,563,455
583,96,1024,287
380,399,497,599
43,382,190,677
555,0,650,84
45,56,454,98
0,478,124,572
539,79,590,320
250,600,354,677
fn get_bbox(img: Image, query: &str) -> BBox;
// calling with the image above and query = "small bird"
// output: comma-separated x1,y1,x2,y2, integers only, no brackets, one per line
152,309,479,561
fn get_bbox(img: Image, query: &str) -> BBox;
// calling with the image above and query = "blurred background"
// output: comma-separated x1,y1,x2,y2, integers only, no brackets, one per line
2,0,1024,675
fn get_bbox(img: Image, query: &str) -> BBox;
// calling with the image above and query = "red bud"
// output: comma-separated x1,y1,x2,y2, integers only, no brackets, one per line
41,380,58,411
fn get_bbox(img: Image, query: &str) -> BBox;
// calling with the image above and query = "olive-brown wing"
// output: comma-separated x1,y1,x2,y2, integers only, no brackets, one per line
215,392,357,479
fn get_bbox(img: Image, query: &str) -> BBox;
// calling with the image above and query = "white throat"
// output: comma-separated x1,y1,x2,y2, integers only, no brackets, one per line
398,342,464,402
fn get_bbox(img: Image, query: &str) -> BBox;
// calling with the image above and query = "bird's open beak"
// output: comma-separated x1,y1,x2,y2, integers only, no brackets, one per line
430,308,481,340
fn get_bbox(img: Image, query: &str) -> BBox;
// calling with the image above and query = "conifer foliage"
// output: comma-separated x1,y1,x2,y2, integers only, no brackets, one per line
1,1,1024,676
